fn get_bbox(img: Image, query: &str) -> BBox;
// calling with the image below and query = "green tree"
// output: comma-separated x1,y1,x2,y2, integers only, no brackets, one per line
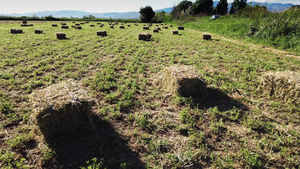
192,0,214,15
216,0,228,15
177,0,193,14
230,0,247,14
83,15,95,19
153,11,166,22
139,6,155,23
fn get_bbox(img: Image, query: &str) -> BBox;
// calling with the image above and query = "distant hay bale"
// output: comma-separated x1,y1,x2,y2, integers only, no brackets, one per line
100,24,104,27
97,31,107,36
61,22,67,25
52,24,58,27
29,24,34,26
178,26,184,30
90,25,95,27
163,26,168,29
72,21,75,23
153,29,159,33
159,65,206,97
85,21,89,23
257,71,300,105
128,25,131,27
110,25,114,28
203,34,211,40
71,25,76,28
22,20,27,24
172,30,179,35
97,23,101,25
35,29,43,34
75,23,80,26
170,25,173,27
143,26,149,30
61,25,69,29
75,26,82,29
80,23,85,25
21,24,30,27
119,26,125,29
10,29,23,34
138,32,152,41
29,79,95,138
56,32,66,40
157,27,161,30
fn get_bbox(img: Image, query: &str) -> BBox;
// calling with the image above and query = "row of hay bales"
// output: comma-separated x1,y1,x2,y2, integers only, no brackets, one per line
28,65,299,139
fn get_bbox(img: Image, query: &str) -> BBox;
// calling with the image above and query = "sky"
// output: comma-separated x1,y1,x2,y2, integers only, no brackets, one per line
0,0,299,14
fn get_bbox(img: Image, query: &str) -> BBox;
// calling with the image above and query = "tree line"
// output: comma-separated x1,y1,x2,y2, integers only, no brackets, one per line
139,0,248,22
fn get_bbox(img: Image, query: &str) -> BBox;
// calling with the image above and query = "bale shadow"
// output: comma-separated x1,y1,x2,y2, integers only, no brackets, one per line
38,103,145,169
187,87,247,112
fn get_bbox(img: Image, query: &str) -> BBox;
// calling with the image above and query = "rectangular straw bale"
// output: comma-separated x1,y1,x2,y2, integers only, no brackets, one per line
178,26,184,30
159,65,206,97
143,26,149,30
203,34,211,40
28,79,95,137
35,29,43,34
138,32,152,41
257,71,300,105
61,25,69,29
56,32,66,39
153,29,159,33
11,29,23,34
172,30,179,35
52,24,58,27
97,31,107,36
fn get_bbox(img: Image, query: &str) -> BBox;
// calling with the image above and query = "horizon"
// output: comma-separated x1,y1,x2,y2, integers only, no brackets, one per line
0,0,299,15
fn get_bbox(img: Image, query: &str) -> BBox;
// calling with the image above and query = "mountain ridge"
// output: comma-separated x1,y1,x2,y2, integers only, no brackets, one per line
0,2,296,19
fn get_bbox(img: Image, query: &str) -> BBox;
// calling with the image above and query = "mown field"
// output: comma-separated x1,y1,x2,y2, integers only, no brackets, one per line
0,20,300,168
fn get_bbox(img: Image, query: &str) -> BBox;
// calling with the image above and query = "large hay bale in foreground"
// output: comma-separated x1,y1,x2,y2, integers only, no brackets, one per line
138,32,151,41
35,29,43,34
97,31,107,36
257,71,300,105
160,65,206,97
56,32,66,39
29,79,95,138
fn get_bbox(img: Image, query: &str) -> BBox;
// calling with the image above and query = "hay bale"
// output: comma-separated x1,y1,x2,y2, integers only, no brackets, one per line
35,29,43,34
100,24,104,27
29,79,95,138
97,23,101,25
110,25,114,28
56,32,66,39
75,23,80,26
71,25,76,28
143,26,149,30
90,25,95,27
153,29,159,33
138,32,152,41
172,30,179,35
72,21,76,23
128,25,131,27
10,29,23,34
80,23,85,25
75,26,82,29
170,25,173,27
52,24,58,27
22,20,27,24
159,65,206,97
21,24,30,27
163,26,168,29
178,26,184,30
85,21,89,23
119,26,125,29
97,31,107,36
61,25,69,29
61,22,67,25
203,34,211,40
257,71,300,105
157,27,161,30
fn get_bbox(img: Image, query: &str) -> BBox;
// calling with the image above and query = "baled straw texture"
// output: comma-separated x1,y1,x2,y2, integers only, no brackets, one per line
159,65,206,97
29,79,95,137
257,71,300,105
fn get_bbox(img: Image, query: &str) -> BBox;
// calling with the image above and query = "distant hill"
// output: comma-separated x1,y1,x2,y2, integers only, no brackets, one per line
0,2,296,19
